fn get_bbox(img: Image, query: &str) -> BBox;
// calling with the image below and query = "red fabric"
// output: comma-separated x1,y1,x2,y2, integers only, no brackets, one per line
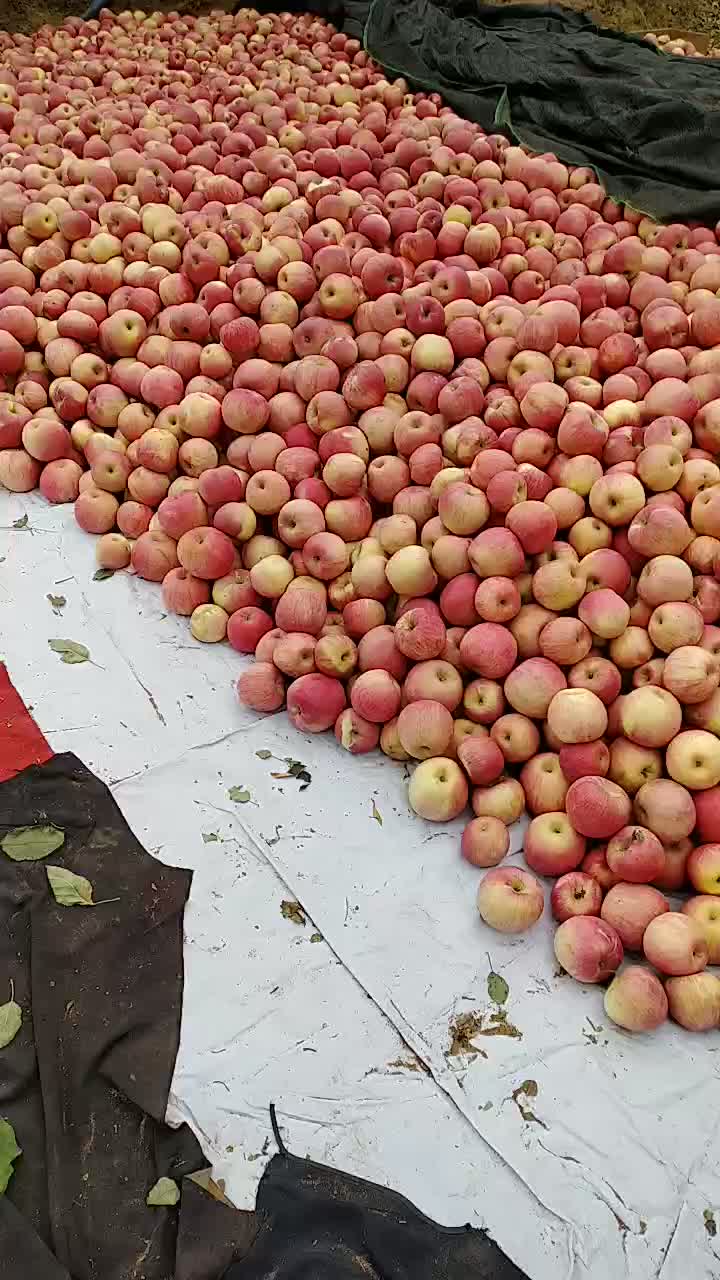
0,665,53,782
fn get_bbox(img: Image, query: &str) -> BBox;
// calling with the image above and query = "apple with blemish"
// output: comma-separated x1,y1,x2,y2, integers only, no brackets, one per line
554,915,623,982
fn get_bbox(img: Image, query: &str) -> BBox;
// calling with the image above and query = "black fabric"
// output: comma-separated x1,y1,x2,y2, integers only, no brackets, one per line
0,753,527,1280
359,1,720,223
0,752,206,1280
222,1141,528,1280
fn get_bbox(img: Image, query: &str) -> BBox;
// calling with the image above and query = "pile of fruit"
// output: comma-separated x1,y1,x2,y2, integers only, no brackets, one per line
2,8,720,1036
643,31,720,58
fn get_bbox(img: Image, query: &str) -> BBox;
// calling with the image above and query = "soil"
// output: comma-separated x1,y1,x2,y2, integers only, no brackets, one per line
510,0,720,48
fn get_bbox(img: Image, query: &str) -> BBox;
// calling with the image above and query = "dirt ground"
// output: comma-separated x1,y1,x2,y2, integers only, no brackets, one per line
0,0,718,39
527,0,720,47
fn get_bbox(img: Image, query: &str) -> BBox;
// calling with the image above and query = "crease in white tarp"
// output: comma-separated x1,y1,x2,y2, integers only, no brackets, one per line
1,493,719,1280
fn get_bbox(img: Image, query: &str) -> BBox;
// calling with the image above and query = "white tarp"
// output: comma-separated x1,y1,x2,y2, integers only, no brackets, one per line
1,489,719,1280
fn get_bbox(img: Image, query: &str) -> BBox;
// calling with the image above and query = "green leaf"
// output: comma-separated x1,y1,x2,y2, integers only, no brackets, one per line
93,568,115,581
0,984,21,1050
255,750,272,760
487,971,509,1006
46,594,66,612
271,758,313,791
146,1176,180,1207
0,1118,21,1194
46,865,94,907
310,932,323,943
12,515,28,530
48,639,90,665
371,800,383,826
228,786,251,804
1,824,65,862
285,758,309,777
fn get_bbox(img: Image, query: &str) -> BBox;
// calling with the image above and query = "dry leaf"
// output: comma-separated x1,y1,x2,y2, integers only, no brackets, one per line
511,1079,546,1127
371,800,383,825
93,568,115,581
271,758,312,790
187,1169,232,1205
11,515,28,530
281,900,306,926
46,594,66,612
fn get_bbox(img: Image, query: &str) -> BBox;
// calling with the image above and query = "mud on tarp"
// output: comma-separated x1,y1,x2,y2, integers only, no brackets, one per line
0,724,527,1277
341,0,720,224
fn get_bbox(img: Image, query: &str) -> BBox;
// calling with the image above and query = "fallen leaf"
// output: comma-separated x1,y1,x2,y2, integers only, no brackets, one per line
704,1209,717,1238
270,758,312,790
371,800,383,826
228,786,251,804
187,1169,231,1205
281,899,306,926
146,1176,180,1207
46,865,94,907
511,1079,546,1128
46,594,66,612
93,568,116,581
386,1055,429,1075
1,824,64,862
487,960,509,1006
48,639,90,665
448,1012,486,1058
0,983,21,1050
479,1010,522,1040
202,832,219,844
310,932,323,943
12,515,28,530
0,1118,21,1194
255,750,272,760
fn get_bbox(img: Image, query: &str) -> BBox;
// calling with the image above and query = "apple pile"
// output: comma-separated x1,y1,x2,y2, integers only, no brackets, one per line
2,9,720,1037
643,32,720,58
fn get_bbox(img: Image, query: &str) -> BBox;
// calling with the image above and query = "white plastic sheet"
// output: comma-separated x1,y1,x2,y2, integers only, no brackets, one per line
1,490,719,1280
